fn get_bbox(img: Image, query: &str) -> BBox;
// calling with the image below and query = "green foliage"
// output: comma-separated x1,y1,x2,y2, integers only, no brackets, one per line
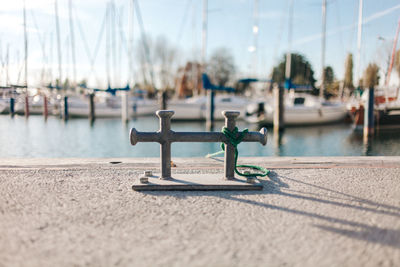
324,66,337,95
363,63,380,88
344,53,354,89
271,53,316,87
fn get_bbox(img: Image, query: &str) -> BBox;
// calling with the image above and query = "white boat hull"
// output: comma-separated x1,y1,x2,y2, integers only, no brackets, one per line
62,97,158,119
169,95,251,121
246,93,348,125
0,99,10,114
267,104,347,125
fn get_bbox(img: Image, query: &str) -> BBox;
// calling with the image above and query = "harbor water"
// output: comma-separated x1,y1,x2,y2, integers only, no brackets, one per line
0,115,400,158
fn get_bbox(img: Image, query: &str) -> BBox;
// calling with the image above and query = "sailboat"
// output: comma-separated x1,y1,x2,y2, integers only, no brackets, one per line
346,2,400,129
245,0,347,126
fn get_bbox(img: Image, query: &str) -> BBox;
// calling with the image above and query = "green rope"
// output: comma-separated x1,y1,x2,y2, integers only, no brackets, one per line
206,127,269,177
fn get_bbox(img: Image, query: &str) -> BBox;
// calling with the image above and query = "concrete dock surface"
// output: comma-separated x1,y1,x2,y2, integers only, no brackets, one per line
0,157,399,267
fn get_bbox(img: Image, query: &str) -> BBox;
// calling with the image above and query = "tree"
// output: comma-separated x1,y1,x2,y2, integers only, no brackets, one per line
363,63,380,88
136,35,179,93
324,66,336,95
324,66,334,85
153,36,178,90
271,53,316,87
344,53,354,89
207,47,236,87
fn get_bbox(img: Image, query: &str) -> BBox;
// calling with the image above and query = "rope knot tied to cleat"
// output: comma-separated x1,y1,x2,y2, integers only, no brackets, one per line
207,126,269,177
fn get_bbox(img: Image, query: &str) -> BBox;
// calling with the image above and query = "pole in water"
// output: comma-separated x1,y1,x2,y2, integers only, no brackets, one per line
63,96,69,121
206,90,215,131
24,94,30,117
363,87,374,141
121,91,129,123
160,90,167,110
89,93,95,122
43,94,48,119
273,83,284,134
10,97,15,117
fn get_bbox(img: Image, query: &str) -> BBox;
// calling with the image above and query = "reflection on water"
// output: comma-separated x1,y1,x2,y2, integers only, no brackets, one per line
0,115,400,157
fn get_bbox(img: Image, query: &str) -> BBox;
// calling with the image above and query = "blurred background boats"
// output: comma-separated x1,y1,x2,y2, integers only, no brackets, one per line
0,0,400,157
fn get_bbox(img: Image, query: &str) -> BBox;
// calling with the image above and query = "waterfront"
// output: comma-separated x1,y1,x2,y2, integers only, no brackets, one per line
1,115,399,157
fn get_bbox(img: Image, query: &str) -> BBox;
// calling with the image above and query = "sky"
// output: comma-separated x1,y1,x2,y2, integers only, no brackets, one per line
0,0,399,88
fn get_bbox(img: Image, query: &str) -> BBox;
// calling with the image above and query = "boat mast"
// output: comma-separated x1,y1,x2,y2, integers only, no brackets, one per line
252,0,259,78
23,0,28,89
68,0,77,87
128,0,135,88
201,0,207,71
106,3,111,87
285,0,294,89
111,0,117,88
55,0,63,90
385,18,400,86
320,0,326,99
192,3,198,95
355,0,363,88
6,44,9,86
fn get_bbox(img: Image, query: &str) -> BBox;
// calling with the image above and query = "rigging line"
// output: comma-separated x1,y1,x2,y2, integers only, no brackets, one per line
30,10,47,84
176,0,193,45
23,0,28,87
128,0,135,86
16,51,23,85
111,0,117,87
117,6,124,86
30,10,46,59
68,0,77,85
55,0,63,88
6,44,10,85
271,0,289,77
106,2,111,87
74,7,94,63
349,0,358,52
334,0,345,58
116,5,133,86
116,8,129,57
135,0,156,89
74,4,107,81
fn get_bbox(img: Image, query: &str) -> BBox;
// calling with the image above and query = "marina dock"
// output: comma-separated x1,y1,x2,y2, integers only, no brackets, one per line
1,157,399,266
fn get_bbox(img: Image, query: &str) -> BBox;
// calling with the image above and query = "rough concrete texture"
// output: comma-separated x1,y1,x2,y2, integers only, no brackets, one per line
0,157,400,267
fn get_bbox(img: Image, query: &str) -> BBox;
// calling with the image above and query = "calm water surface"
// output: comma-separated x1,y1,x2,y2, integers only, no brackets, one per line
1,115,400,157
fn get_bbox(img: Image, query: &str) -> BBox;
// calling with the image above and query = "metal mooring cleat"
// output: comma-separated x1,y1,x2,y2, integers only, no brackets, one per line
130,110,268,191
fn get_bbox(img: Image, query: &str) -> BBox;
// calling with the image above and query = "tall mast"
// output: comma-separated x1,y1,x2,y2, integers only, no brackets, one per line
106,3,111,87
128,0,135,88
385,18,400,86
320,0,326,98
192,3,198,94
252,0,259,78
201,0,207,69
55,0,63,89
111,0,117,88
68,0,77,87
355,0,363,87
23,0,28,88
285,0,294,89
6,44,10,85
